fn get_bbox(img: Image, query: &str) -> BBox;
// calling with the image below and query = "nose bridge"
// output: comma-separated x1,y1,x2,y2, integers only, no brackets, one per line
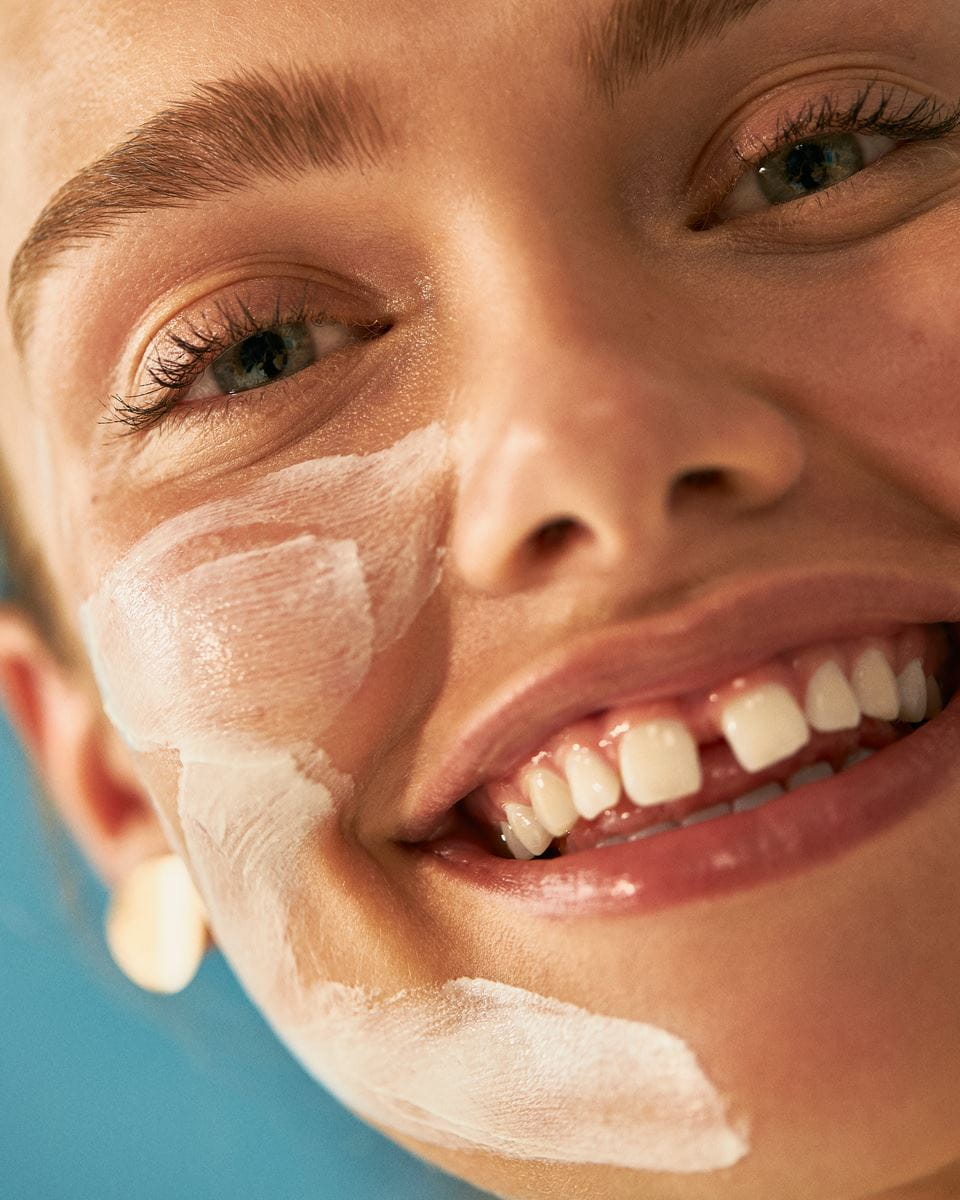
447,218,807,594
450,205,702,454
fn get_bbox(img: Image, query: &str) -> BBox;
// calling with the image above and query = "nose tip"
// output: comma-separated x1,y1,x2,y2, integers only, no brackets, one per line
450,392,806,596
444,216,808,600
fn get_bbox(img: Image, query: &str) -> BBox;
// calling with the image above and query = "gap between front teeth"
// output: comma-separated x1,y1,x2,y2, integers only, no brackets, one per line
499,648,942,858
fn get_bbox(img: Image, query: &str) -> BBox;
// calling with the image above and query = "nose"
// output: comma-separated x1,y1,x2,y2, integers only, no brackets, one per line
448,250,807,597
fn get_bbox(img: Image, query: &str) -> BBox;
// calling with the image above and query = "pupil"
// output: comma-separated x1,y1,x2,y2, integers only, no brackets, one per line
237,330,288,380
784,141,833,192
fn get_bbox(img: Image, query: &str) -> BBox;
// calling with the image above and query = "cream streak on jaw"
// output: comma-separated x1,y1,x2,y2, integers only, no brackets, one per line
78,424,750,1172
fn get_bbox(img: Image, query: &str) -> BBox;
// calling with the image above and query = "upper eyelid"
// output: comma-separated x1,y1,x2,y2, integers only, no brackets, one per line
689,83,960,225
108,301,390,435
138,271,375,365
733,86,960,171
140,281,362,387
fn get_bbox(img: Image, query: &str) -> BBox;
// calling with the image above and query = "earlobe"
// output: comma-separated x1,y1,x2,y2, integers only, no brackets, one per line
0,604,170,888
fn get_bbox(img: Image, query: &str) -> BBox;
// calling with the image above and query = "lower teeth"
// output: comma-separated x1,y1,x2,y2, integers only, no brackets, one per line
840,747,875,769
733,782,785,813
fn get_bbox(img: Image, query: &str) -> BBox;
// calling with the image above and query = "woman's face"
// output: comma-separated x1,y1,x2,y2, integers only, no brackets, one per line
4,0,960,1196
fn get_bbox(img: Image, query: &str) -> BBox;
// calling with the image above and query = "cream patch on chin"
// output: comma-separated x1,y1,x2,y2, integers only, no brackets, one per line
279,975,751,1172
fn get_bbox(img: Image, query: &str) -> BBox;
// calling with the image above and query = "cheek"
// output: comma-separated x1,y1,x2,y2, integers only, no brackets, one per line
176,746,352,1012
777,232,960,521
81,424,447,754
85,533,374,750
79,425,448,1001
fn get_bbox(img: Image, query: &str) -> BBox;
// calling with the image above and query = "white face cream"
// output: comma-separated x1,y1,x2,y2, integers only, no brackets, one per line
281,975,750,1172
80,424,447,753
79,423,750,1175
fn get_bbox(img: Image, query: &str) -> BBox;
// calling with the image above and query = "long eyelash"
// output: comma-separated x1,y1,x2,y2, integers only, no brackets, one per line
685,81,960,231
738,80,960,167
105,281,370,436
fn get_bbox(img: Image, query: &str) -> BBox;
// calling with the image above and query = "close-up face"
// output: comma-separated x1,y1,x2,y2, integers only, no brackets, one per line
3,0,960,1196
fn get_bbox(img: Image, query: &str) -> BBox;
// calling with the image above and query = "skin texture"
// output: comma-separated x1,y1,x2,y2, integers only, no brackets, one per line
2,0,960,1195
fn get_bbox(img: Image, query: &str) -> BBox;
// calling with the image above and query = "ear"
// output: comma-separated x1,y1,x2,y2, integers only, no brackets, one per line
0,604,170,888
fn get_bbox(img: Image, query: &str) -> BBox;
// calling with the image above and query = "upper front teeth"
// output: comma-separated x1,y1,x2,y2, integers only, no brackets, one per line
497,645,944,857
720,683,811,773
804,661,861,733
617,719,703,808
896,659,927,722
502,802,553,856
564,746,622,818
524,767,579,835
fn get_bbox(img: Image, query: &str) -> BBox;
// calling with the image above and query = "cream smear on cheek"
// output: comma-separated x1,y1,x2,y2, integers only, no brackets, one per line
79,423,749,1173
80,425,446,754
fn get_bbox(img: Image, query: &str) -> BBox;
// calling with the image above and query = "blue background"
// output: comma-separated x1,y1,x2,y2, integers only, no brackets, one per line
0,606,492,1200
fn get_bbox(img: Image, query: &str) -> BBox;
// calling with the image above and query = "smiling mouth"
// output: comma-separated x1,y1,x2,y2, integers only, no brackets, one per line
427,622,958,862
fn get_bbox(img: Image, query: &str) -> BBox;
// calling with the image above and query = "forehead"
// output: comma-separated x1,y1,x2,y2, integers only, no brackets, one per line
0,0,624,183
1,0,785,274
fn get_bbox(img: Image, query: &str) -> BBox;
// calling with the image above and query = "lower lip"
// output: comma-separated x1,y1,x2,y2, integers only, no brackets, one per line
418,690,960,916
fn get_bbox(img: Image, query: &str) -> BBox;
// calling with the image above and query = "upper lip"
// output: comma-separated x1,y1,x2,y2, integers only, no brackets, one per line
399,564,960,844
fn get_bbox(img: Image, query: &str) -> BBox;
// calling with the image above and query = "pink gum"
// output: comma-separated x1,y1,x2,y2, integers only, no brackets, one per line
490,624,949,801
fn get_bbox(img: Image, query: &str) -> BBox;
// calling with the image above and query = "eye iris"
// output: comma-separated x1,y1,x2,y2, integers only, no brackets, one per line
211,323,315,394
757,133,865,206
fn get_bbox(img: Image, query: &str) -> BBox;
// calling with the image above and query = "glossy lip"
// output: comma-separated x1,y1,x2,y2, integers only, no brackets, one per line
415,686,960,916
398,564,960,845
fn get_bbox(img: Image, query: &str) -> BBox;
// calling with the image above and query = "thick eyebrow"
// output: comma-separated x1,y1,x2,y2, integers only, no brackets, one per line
6,64,395,350
578,0,777,104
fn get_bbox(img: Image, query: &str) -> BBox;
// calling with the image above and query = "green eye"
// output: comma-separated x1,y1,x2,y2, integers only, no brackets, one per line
210,322,315,395
714,127,900,222
757,134,865,206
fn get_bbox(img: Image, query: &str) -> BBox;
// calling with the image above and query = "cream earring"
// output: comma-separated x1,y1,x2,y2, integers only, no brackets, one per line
105,853,210,994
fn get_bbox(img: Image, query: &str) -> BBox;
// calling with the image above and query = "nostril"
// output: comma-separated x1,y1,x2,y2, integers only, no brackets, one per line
529,517,582,558
677,467,727,492
669,466,737,512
